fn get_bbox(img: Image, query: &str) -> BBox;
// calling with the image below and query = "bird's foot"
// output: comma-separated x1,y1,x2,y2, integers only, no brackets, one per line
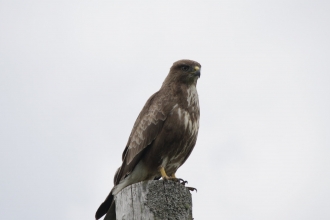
163,177,188,185
162,176,196,192
160,168,188,186
173,178,188,185
162,176,195,191
163,177,180,182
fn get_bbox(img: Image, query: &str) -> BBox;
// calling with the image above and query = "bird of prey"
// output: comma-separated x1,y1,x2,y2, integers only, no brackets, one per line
95,59,201,220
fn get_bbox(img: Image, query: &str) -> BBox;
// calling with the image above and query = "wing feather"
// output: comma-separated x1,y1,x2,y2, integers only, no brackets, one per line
114,91,169,184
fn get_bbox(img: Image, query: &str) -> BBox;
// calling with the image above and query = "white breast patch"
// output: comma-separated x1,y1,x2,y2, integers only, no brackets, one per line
174,107,199,136
187,85,199,107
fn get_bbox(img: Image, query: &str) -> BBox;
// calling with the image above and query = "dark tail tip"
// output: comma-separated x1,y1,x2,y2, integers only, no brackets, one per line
95,192,114,219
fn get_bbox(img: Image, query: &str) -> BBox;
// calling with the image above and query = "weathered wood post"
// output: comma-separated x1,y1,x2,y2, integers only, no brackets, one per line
115,180,193,220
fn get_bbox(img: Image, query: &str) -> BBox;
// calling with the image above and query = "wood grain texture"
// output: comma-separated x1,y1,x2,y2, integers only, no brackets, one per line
115,180,193,220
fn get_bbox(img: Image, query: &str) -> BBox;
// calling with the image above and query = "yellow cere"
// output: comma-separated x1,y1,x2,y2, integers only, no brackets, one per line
194,66,200,71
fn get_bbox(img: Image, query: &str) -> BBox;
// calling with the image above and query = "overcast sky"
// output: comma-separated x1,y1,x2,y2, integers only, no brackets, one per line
1,1,330,220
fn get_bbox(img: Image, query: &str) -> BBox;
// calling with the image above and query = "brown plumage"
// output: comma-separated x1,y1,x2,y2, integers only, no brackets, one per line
95,59,201,220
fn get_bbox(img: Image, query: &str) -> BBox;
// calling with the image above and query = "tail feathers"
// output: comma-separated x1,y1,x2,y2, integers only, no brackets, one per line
103,202,116,220
95,190,114,220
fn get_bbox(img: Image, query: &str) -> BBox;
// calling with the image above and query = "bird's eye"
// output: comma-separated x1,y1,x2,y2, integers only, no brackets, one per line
181,65,189,71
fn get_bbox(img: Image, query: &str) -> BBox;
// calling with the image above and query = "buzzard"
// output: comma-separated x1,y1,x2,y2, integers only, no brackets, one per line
95,59,201,220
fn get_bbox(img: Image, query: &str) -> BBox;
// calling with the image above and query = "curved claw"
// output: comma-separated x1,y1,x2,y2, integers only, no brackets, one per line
186,186,197,192
180,180,188,186
176,178,188,185
163,177,187,184
175,178,184,183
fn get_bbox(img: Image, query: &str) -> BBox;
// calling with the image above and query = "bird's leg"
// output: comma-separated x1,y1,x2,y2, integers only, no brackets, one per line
159,168,196,191
159,167,188,184
159,167,179,182
160,167,170,180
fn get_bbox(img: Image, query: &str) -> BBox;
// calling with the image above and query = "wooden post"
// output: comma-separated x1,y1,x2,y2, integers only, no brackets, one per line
114,180,193,220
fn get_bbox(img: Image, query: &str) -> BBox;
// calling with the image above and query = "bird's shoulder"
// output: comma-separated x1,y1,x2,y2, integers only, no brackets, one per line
121,88,176,161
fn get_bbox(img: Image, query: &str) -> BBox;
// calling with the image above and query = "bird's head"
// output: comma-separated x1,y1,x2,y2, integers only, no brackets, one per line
163,59,201,86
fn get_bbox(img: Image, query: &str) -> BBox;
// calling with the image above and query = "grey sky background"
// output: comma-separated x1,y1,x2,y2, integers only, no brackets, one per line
1,1,329,220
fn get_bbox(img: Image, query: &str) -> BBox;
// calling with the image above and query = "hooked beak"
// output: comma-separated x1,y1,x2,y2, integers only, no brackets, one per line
193,66,201,78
